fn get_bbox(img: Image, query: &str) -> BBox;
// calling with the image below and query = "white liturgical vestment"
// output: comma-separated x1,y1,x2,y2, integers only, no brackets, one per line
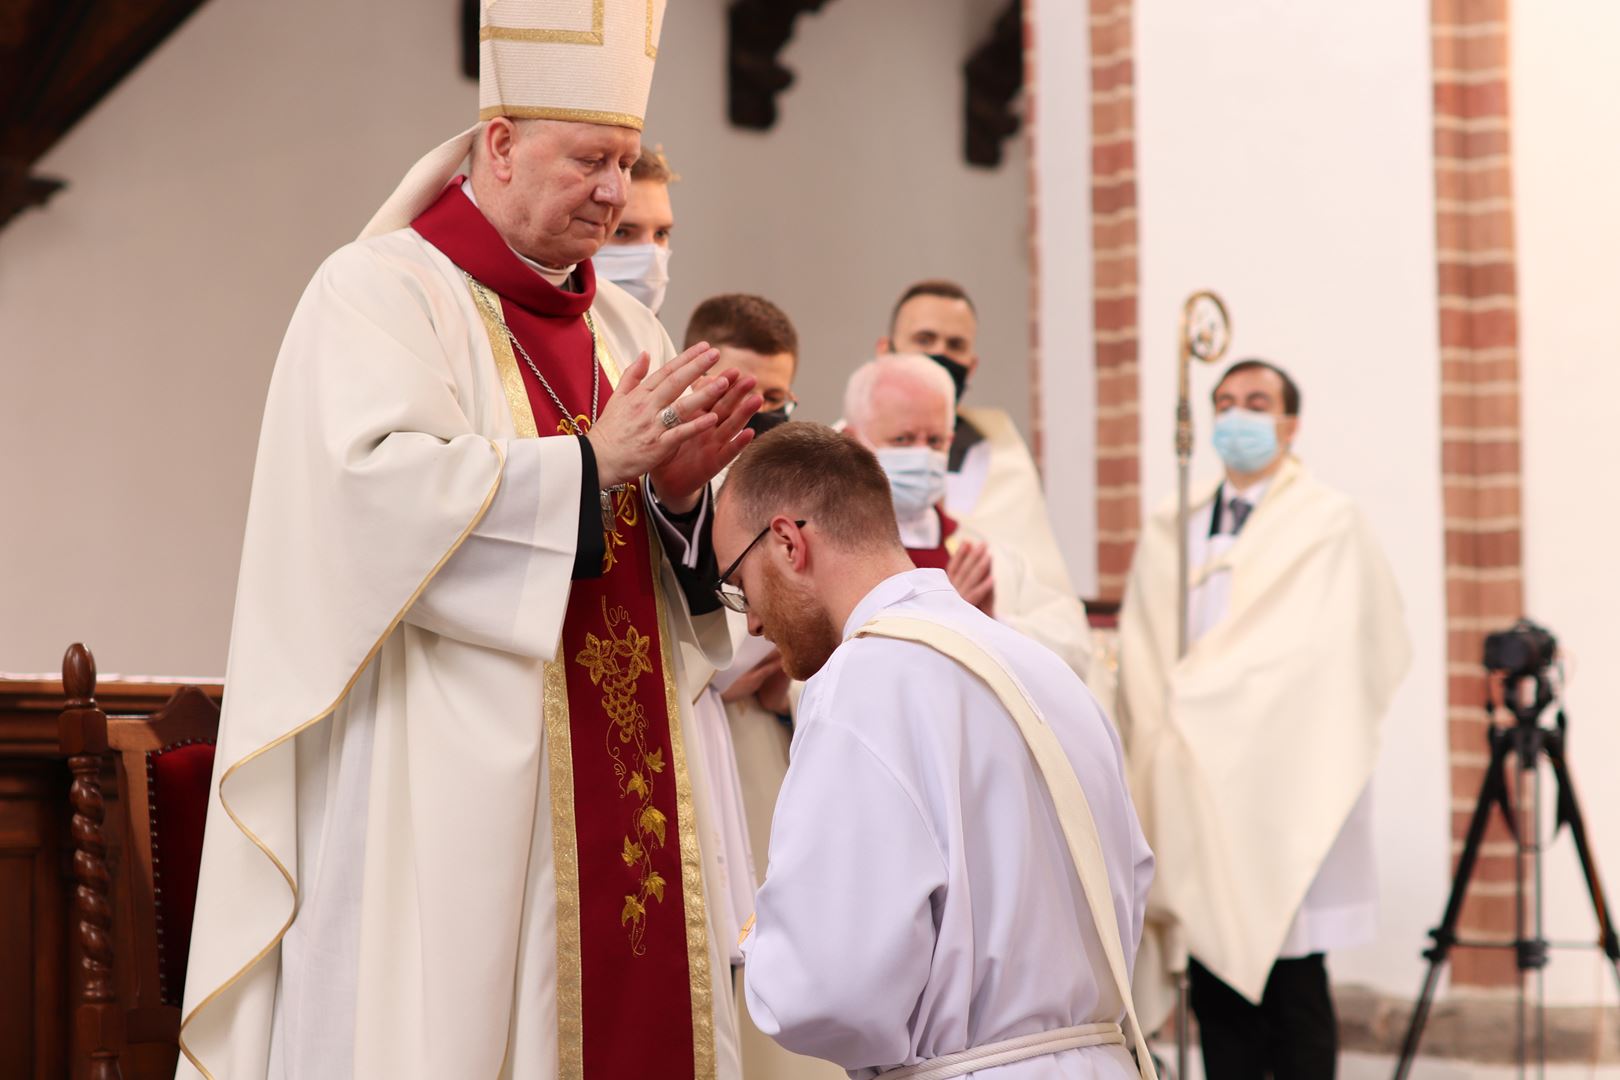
897,507,1092,680
178,229,742,1080
1117,457,1410,1022
946,406,1076,601
743,569,1154,1078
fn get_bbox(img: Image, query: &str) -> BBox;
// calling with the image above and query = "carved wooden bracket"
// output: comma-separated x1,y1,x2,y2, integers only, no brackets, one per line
726,0,836,130
0,159,66,231
963,0,1024,168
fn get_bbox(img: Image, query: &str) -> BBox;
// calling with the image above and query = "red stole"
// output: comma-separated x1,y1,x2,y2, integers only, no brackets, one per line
906,507,960,571
413,183,711,1079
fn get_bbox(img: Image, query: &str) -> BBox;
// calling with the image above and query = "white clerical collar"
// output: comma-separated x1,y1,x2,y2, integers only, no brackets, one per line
841,568,954,642
1225,475,1272,504
459,180,577,288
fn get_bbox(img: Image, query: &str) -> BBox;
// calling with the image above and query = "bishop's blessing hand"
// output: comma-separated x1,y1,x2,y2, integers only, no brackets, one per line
586,342,729,490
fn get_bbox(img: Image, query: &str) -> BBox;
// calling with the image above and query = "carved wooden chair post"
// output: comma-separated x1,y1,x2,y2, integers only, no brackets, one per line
59,645,123,1080
58,643,220,1080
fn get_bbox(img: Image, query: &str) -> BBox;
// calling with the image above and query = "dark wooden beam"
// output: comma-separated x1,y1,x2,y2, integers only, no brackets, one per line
0,0,211,232
726,0,836,131
963,0,1024,168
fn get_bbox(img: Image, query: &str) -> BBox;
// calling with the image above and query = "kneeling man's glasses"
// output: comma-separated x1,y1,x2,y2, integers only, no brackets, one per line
714,520,807,614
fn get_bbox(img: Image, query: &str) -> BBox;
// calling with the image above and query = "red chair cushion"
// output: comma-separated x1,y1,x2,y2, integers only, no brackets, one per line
148,741,215,1006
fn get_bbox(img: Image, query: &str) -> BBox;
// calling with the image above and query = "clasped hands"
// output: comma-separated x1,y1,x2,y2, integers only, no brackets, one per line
585,341,762,512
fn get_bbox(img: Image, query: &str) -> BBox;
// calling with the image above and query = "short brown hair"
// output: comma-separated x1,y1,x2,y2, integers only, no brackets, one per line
888,279,976,338
721,423,902,553
632,145,677,184
683,293,799,362
1214,358,1302,416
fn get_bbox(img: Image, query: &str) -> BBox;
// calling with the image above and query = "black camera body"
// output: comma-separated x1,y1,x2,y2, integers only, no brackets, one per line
1483,618,1558,679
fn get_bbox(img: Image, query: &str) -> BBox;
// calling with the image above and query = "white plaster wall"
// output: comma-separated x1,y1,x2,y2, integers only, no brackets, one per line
1513,0,1620,1008
0,0,1029,675
651,0,1031,433
1029,0,1098,597
1132,0,1450,1001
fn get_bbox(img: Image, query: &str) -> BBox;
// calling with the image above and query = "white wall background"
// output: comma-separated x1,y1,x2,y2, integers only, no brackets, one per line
1132,0,1452,1003
0,0,1030,676
652,0,1031,430
1514,0,1620,1009
1030,0,1098,598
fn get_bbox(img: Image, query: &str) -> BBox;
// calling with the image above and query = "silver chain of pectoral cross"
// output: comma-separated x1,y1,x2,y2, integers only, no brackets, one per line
470,283,602,433
469,279,628,535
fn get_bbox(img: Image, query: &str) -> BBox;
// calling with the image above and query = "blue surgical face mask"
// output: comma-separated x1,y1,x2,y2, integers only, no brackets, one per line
1212,408,1281,473
593,242,672,314
874,446,949,519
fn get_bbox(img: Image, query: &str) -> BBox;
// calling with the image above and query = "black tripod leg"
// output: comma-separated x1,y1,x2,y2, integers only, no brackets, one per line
1544,736,1620,993
1393,727,1513,1080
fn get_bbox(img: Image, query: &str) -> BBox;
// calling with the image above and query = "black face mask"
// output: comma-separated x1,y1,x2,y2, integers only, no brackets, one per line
747,407,792,437
927,353,970,404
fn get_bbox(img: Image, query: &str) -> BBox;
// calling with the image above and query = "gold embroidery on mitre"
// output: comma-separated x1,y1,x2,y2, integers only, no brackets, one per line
481,0,604,45
478,0,666,130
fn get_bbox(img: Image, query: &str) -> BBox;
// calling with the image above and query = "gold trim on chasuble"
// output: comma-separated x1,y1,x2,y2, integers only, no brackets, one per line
467,274,714,1079
178,439,507,1080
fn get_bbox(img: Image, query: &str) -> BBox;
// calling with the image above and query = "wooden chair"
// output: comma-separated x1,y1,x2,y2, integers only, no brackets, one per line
58,643,219,1080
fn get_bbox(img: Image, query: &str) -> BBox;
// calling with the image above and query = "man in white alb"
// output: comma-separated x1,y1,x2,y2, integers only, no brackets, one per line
714,422,1157,1079
1117,360,1410,1078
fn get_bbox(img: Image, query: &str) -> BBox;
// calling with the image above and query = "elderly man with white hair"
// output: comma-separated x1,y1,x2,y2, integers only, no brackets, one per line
843,353,1093,678
178,3,762,1078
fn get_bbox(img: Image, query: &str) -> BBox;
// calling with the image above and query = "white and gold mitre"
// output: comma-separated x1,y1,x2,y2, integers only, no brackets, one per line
480,0,668,130
360,0,668,237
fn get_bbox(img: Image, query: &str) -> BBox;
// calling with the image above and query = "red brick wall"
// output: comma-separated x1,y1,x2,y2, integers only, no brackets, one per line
1090,0,1141,600
1023,1,1044,470
1432,0,1525,989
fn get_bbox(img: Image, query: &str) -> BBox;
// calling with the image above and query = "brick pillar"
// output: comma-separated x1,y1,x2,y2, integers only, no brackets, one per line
1089,0,1141,600
1023,1,1044,470
1432,0,1525,989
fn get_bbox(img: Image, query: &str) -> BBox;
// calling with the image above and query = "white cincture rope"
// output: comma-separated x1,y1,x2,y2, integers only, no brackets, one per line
880,1022,1126,1080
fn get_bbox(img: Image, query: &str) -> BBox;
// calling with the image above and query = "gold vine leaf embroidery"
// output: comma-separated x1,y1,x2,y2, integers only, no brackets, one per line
600,479,640,575
627,771,650,799
640,806,667,847
580,598,673,956
575,633,618,687
622,894,646,926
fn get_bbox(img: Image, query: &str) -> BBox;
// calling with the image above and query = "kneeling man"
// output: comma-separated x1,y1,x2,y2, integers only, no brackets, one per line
716,423,1157,1079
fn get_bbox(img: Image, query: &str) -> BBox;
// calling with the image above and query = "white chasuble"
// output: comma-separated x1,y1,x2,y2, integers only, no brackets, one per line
743,569,1154,1078
178,220,740,1079
898,507,1092,682
1116,457,1410,1023
947,406,1079,604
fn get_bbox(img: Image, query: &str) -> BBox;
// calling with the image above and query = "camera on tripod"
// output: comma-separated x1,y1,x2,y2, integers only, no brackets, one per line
1483,618,1558,679
1393,615,1620,1080
1482,618,1558,727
